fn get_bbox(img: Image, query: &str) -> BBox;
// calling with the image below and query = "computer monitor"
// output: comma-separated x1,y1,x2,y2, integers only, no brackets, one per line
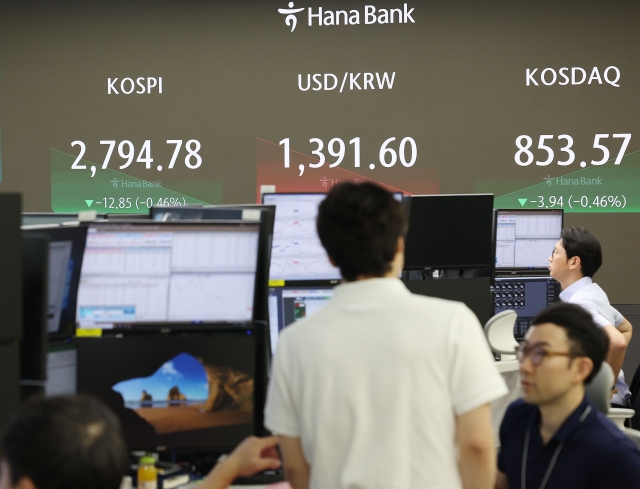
0,194,21,434
494,209,564,271
22,226,88,338
493,276,561,339
268,285,335,352
0,343,20,435
262,193,340,282
76,221,261,329
403,194,494,270
45,344,77,397
76,324,265,452
262,193,403,283
150,205,275,321
403,277,493,326
0,194,22,342
21,235,49,399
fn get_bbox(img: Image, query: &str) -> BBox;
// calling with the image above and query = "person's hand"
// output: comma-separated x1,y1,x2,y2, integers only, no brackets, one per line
224,436,282,478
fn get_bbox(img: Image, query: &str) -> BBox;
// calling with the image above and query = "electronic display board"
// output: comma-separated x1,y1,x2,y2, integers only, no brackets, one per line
1,1,639,427
0,0,638,216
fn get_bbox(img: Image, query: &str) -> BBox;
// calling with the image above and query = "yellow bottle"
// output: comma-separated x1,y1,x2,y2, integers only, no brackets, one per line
137,456,158,489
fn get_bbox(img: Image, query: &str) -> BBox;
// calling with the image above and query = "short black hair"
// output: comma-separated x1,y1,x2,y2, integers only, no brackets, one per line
560,227,602,277
2,395,128,489
532,303,609,384
316,182,408,281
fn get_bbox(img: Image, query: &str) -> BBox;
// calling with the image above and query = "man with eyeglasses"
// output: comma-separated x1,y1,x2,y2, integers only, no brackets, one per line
548,227,632,407
496,303,640,489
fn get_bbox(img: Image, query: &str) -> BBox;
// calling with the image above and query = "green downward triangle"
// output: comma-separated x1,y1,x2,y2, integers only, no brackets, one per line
518,198,527,207
85,200,93,207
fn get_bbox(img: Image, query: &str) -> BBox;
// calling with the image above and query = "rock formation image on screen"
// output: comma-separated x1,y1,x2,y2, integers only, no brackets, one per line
112,353,253,437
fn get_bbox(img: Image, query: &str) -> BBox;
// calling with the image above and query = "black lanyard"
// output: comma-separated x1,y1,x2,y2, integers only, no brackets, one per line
521,405,591,489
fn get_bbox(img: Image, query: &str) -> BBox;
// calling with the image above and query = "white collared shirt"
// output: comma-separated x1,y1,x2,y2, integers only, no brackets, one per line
559,277,623,328
265,278,507,489
559,276,630,404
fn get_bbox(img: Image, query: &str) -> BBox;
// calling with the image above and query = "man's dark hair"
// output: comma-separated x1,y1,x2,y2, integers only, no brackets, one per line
560,227,602,277
316,182,408,281
532,303,609,384
2,395,128,489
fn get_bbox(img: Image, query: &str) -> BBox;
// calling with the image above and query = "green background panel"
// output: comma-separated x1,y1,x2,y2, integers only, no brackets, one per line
493,150,640,212
51,149,222,213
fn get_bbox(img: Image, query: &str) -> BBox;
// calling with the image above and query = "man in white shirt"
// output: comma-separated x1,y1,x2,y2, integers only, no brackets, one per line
548,227,633,406
265,182,508,489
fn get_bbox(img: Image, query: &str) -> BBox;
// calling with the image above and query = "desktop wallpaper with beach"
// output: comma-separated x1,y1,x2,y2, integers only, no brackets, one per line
77,335,257,449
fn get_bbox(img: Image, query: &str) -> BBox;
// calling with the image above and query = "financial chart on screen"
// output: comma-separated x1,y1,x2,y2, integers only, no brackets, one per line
263,193,341,281
76,223,259,327
495,210,563,269
268,286,335,352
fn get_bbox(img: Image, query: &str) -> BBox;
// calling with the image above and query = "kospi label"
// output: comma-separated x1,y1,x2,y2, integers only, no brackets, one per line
107,77,163,95
278,2,415,31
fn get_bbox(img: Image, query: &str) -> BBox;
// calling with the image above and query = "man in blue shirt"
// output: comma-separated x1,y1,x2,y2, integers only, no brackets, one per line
496,303,640,489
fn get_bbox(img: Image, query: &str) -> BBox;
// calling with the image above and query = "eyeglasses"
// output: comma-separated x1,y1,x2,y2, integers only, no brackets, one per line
515,344,574,366
551,248,566,258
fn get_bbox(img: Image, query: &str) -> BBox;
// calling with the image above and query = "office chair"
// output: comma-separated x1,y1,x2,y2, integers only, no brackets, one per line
628,362,640,430
586,362,614,415
621,428,640,450
484,310,518,360
586,362,636,433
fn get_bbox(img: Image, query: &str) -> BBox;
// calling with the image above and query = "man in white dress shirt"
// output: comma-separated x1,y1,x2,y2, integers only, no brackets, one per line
265,182,508,489
548,226,633,406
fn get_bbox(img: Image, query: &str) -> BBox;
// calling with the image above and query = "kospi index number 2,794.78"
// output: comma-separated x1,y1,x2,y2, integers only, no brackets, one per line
69,139,203,177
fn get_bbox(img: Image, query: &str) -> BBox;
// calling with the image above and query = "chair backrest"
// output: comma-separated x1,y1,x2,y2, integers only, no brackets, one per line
629,361,640,429
621,428,640,450
484,310,518,355
585,362,614,415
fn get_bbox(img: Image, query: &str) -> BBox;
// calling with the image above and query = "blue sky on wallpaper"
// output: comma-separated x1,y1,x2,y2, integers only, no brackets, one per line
112,352,209,402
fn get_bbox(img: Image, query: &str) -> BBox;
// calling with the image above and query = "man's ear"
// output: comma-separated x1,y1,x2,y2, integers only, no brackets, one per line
396,236,405,253
568,255,581,272
573,356,594,385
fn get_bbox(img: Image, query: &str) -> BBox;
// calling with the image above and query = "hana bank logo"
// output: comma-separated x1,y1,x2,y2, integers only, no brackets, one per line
278,2,416,31
279,2,305,32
